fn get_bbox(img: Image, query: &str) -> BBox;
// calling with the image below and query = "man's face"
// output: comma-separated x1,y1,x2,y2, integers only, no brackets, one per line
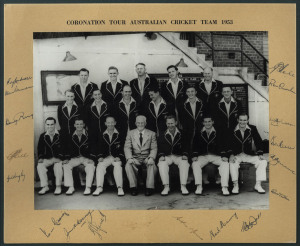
238,115,249,128
74,120,85,131
149,91,159,101
122,86,132,99
136,65,146,76
65,91,75,104
105,117,116,131
168,67,179,79
108,69,119,80
186,88,197,99
166,118,177,131
222,87,233,99
79,71,89,83
136,117,146,131
93,90,102,101
45,120,56,133
203,68,213,82
203,118,214,130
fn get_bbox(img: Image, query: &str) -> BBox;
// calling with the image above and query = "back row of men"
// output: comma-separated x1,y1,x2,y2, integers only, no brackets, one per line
37,64,267,197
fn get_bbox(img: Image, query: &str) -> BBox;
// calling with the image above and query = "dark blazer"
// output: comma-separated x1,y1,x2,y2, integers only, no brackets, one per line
157,129,184,159
229,124,264,156
64,131,91,160
130,75,159,110
37,131,64,160
144,99,175,136
100,80,128,106
57,103,82,135
71,82,99,107
192,128,227,158
196,79,223,110
115,98,139,142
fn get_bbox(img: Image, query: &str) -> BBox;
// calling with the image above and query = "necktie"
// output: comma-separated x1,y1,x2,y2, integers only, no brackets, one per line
139,132,143,146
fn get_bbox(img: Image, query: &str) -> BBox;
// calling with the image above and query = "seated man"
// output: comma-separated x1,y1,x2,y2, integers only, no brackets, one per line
37,117,63,195
93,116,125,196
157,115,190,196
124,115,157,196
63,117,95,195
191,115,230,196
229,113,268,194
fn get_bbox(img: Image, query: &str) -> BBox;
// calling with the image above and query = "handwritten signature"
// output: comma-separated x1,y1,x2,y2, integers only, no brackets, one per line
7,76,32,88
209,212,239,240
241,212,261,232
269,62,295,77
271,189,290,201
173,216,203,240
7,170,25,182
7,148,28,161
268,79,296,95
270,136,295,150
40,211,70,238
6,112,33,126
270,118,295,127
269,154,296,175
5,85,33,96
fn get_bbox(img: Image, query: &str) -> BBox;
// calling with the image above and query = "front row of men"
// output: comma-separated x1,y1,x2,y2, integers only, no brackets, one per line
37,113,268,197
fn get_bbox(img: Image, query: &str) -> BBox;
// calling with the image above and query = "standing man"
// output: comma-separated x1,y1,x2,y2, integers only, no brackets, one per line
130,63,159,111
191,116,230,196
161,65,187,127
71,68,99,107
196,67,223,110
124,115,157,196
63,117,95,195
157,115,190,196
93,116,125,196
37,117,63,195
229,113,268,194
115,85,139,143
57,89,81,137
100,66,128,107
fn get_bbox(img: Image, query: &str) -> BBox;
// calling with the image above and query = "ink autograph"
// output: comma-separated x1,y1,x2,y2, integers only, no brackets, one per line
7,148,28,161
241,212,261,232
6,112,33,126
173,216,203,240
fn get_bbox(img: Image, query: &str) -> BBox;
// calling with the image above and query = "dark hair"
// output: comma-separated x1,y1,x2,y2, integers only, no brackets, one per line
148,85,160,93
79,68,89,74
167,65,178,71
105,115,116,122
202,115,214,121
165,115,176,121
108,66,118,72
136,63,146,67
45,117,56,124
64,89,75,95
222,85,232,91
186,85,197,91
74,117,85,123
238,113,249,120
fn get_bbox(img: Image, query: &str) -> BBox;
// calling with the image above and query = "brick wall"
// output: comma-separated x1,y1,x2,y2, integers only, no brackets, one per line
194,31,268,77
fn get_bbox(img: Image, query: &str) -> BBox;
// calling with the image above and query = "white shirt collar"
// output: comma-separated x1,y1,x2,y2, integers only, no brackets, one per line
167,78,182,85
234,124,251,132
104,128,119,135
166,128,180,136
108,78,122,84
220,96,236,103
78,80,92,86
62,101,77,108
201,126,216,133
73,129,87,136
185,98,200,104
138,74,150,80
120,97,135,104
137,129,145,135
91,100,106,107
200,78,216,84
150,98,166,105
45,129,59,136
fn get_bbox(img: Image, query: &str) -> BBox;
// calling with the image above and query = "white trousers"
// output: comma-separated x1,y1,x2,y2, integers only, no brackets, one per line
192,154,229,187
230,153,267,182
37,158,63,187
63,157,95,188
96,156,123,188
157,155,190,185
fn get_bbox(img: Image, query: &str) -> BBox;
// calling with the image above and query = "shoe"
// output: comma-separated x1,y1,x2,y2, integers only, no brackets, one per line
66,187,75,195
84,187,91,195
54,186,62,195
181,185,189,195
195,185,203,195
222,187,230,196
130,187,138,196
38,186,49,195
161,186,170,196
232,184,239,194
93,187,103,196
254,184,265,194
117,187,125,196
145,188,154,196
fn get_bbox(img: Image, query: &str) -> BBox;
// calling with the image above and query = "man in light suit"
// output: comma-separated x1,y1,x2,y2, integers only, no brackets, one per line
124,115,157,196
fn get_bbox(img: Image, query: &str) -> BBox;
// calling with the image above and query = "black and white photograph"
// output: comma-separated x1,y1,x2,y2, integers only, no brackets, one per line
33,31,269,210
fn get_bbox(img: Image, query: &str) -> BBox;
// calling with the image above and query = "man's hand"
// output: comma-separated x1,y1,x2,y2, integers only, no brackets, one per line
62,160,69,164
114,157,121,162
159,156,165,162
229,155,236,163
38,159,43,163
222,157,228,162
258,155,264,160
147,157,155,166
98,157,104,162
192,157,198,162
182,155,188,160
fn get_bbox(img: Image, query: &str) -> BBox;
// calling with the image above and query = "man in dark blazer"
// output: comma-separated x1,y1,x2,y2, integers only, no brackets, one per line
130,63,159,111
63,117,95,195
191,115,230,196
71,68,99,107
92,116,125,196
229,113,268,194
37,117,64,195
115,85,139,143
100,66,128,107
196,67,223,110
57,89,81,136
157,115,190,196
160,65,187,128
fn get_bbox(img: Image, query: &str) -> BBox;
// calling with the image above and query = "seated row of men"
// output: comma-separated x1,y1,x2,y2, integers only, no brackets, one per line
37,113,267,197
